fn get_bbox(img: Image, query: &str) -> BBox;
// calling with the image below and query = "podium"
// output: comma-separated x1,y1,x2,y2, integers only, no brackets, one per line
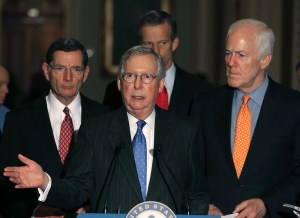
75,202,223,218
77,214,220,218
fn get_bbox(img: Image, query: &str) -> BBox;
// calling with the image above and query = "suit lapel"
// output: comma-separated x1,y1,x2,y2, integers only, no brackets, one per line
32,97,62,166
109,108,144,201
214,87,237,177
147,108,176,197
169,67,184,111
241,80,279,178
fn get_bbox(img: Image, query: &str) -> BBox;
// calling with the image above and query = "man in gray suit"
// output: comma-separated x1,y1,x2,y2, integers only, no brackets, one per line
3,46,209,215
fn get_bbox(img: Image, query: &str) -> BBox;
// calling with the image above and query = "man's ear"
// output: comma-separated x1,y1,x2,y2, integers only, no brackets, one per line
82,66,90,82
260,54,272,70
42,63,50,81
172,37,179,52
158,78,165,93
117,77,121,91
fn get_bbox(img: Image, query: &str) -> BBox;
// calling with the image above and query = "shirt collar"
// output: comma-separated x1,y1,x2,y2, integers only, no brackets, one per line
164,62,176,90
127,109,155,130
235,74,269,106
47,91,81,116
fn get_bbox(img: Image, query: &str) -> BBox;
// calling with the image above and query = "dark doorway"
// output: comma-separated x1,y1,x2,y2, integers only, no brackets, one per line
2,0,64,108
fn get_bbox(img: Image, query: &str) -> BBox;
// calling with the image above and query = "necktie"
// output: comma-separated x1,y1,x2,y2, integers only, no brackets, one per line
156,86,169,110
132,120,147,201
58,107,74,165
233,96,251,178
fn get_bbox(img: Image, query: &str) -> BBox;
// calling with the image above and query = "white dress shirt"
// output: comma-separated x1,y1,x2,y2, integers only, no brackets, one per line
38,91,82,201
164,63,176,104
39,108,157,202
46,91,82,148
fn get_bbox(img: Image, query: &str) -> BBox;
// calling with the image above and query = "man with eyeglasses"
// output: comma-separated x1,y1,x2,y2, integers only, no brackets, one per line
3,46,209,215
0,38,110,218
103,10,213,115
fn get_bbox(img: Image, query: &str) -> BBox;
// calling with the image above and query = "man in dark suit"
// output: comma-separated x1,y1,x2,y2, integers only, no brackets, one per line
191,19,300,217
103,10,213,115
3,46,209,215
0,38,110,218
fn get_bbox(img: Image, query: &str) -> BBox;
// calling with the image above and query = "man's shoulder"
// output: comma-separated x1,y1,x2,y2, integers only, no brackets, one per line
8,96,46,115
80,107,124,129
175,65,214,90
81,94,111,113
156,107,196,127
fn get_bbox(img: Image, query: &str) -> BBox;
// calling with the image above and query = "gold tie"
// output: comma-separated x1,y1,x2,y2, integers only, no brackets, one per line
233,96,251,178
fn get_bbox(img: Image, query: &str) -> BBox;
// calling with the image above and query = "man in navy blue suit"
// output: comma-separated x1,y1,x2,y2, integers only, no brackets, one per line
0,38,110,218
191,18,300,218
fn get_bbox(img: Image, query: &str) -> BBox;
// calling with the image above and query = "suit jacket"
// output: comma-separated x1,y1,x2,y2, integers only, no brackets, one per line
44,107,209,214
103,65,213,116
191,78,300,217
0,93,110,218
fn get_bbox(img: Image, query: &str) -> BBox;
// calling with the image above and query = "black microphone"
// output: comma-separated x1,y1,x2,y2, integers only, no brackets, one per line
153,147,178,214
153,146,190,215
96,143,126,213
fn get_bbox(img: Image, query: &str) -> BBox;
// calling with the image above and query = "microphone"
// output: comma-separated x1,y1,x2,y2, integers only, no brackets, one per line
153,147,190,215
96,143,126,213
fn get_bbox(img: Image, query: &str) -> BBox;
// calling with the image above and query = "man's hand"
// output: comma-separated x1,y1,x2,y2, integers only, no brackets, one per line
208,204,224,216
3,154,49,190
233,198,266,218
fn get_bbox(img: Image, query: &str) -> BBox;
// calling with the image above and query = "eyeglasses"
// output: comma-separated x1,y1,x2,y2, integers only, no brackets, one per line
49,65,85,75
122,73,158,84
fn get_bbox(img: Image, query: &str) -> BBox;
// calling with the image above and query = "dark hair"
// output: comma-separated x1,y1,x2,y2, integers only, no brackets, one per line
45,38,88,67
137,10,177,41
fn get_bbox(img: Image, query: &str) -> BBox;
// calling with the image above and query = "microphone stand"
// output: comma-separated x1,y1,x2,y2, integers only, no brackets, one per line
96,144,125,213
154,147,190,215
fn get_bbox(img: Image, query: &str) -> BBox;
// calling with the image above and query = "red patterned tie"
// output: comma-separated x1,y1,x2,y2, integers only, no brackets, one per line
58,107,74,165
156,86,169,110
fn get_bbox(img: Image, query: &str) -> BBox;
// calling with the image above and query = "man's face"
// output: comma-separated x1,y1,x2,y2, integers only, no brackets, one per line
140,22,179,70
117,54,164,120
42,50,89,105
0,67,9,105
225,25,271,94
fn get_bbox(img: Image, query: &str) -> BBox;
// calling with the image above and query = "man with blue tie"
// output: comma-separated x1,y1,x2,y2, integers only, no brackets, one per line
103,10,213,115
3,45,209,215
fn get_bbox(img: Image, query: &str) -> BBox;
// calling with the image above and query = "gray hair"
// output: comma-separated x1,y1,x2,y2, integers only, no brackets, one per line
118,45,166,79
226,18,275,59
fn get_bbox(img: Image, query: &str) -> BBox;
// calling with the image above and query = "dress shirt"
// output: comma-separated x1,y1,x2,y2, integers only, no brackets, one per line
230,75,269,151
39,91,82,201
0,105,9,132
46,91,81,149
128,110,155,195
164,63,176,104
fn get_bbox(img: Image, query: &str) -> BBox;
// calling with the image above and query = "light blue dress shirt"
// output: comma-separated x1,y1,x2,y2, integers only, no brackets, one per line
230,75,269,151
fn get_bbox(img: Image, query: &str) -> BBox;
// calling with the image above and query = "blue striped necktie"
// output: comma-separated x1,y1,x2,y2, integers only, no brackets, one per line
132,120,147,201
